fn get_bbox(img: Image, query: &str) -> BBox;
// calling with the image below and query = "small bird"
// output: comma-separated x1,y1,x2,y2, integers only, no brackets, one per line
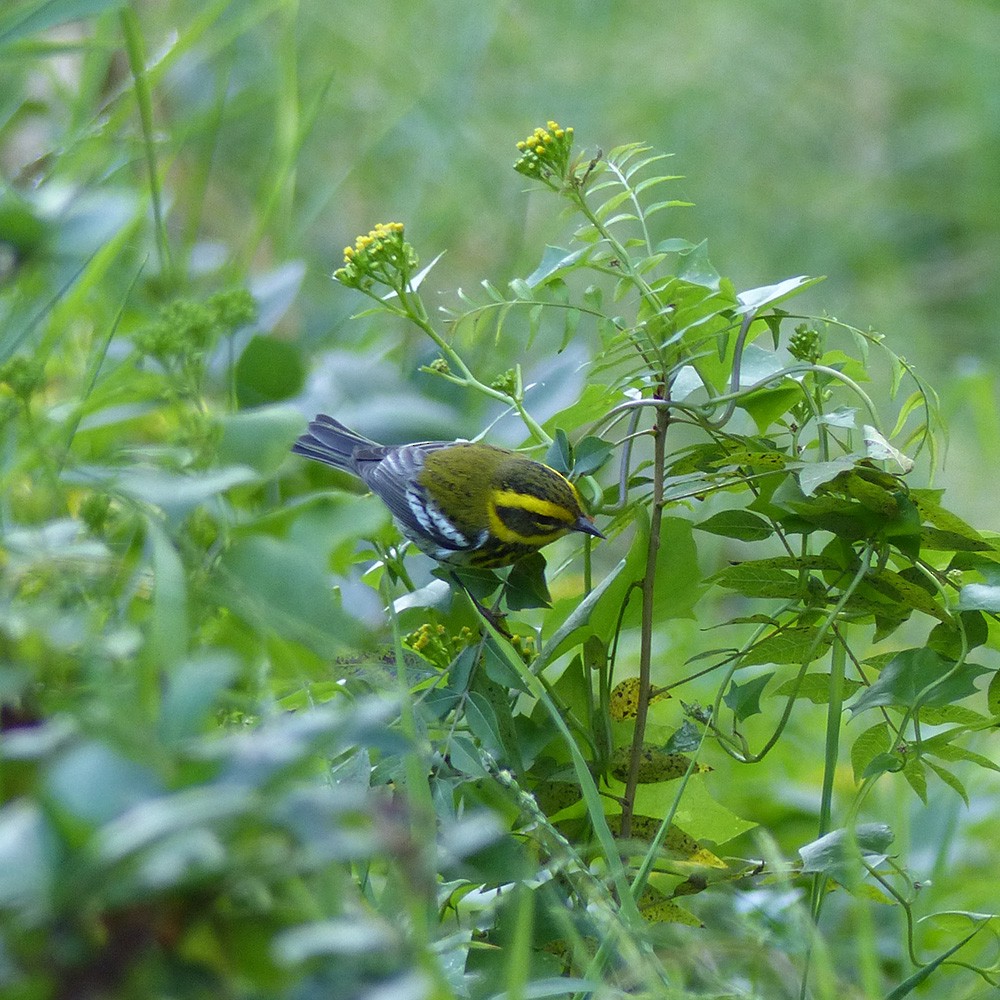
293,415,604,568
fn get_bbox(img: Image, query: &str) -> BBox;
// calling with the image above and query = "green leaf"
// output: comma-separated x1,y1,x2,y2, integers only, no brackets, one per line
851,722,891,782
713,563,803,600
68,465,258,522
571,435,614,478
235,335,306,407
545,428,572,475
45,741,163,825
739,383,803,434
145,515,188,671
219,405,305,474
740,627,833,667
216,535,363,658
925,759,969,805
0,802,56,913
989,670,1000,717
675,240,720,290
798,823,894,885
694,509,773,541
648,517,704,621
0,0,126,46
525,245,588,287
159,652,240,743
884,923,988,1000
723,673,772,721
537,556,628,667
956,582,1000,612
849,648,989,715
505,552,552,610
774,672,864,704
736,275,823,313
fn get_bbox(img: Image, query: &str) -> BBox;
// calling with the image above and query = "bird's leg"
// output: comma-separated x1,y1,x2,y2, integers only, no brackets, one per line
449,571,512,639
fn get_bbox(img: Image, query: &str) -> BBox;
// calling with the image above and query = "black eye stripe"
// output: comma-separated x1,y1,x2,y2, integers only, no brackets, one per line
495,505,570,535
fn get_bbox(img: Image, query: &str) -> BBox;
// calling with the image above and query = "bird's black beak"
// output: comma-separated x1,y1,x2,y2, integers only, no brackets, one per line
574,516,605,540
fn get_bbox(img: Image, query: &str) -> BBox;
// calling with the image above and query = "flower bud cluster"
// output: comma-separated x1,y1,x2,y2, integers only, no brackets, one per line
514,120,574,183
334,222,417,292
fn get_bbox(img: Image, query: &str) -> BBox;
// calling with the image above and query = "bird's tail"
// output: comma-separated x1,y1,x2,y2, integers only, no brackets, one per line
292,414,380,474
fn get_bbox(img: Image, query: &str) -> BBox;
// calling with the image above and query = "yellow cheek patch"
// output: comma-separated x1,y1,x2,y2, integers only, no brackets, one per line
487,489,575,544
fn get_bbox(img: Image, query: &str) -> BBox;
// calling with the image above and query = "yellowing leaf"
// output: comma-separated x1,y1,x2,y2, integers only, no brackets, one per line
609,744,711,783
609,678,670,721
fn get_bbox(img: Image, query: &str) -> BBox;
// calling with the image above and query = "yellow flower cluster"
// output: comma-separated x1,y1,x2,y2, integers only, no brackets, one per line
333,221,417,292
514,120,574,182
404,622,478,669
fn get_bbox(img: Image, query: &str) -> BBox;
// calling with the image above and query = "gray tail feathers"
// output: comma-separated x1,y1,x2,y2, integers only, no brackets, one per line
292,415,380,474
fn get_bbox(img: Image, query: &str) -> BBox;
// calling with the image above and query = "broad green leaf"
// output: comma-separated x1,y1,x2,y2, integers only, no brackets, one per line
0,802,56,914
956,582,1000,612
851,722,891,782
67,465,258,521
774,673,864,705
723,673,772,720
45,741,163,825
572,435,614,477
219,405,304,474
505,551,552,610
235,335,306,407
159,652,240,743
849,648,988,714
713,563,803,600
740,627,833,667
216,535,363,657
798,823,894,884
798,459,855,497
925,760,969,805
695,509,773,542
912,489,992,544
739,383,803,435
272,918,397,965
537,556,628,667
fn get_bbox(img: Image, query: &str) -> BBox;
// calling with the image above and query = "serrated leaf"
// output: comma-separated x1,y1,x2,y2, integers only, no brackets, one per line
851,722,891,782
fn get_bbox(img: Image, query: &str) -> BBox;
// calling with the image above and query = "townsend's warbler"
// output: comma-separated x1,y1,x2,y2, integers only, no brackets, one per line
293,415,604,568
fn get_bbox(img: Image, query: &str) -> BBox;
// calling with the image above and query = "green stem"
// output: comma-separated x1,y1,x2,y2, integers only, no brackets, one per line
120,5,172,283
619,396,669,839
393,285,552,444
380,576,447,988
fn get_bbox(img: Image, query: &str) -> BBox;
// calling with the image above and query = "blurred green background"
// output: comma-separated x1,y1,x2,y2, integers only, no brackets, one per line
153,0,995,523
8,0,999,484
